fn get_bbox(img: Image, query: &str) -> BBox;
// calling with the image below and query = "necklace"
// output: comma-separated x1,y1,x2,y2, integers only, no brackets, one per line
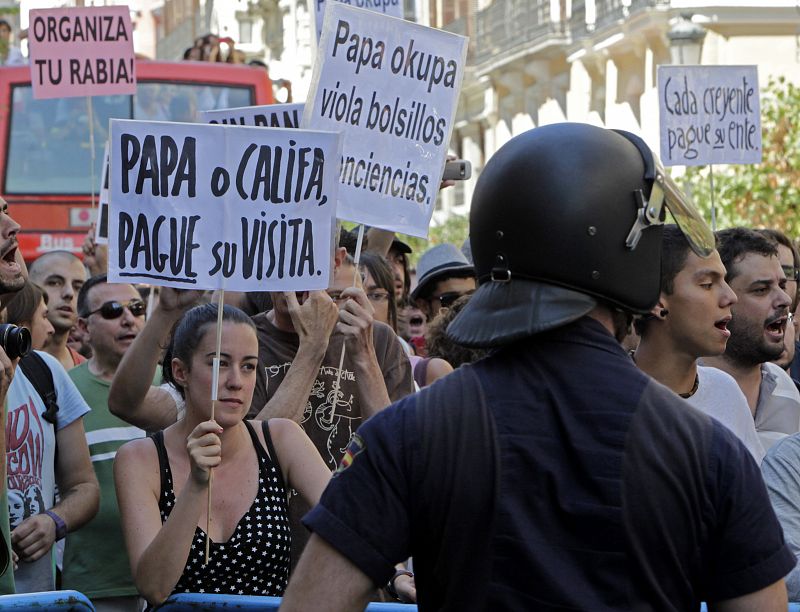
678,374,700,399
629,350,700,398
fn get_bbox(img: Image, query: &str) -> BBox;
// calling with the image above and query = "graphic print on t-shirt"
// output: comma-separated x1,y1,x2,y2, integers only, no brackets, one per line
266,362,358,468
6,394,47,528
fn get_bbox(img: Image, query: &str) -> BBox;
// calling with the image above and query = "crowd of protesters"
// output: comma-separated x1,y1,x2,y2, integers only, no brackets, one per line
1,123,800,609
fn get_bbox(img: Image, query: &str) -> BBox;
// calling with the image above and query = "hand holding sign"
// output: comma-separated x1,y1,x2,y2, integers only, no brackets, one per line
285,290,339,350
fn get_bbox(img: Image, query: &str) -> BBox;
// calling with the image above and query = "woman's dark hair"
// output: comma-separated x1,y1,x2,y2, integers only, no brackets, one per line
359,252,397,331
162,304,256,398
5,280,47,327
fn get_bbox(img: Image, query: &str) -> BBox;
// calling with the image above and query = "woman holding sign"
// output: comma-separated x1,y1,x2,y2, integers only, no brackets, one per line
114,304,329,605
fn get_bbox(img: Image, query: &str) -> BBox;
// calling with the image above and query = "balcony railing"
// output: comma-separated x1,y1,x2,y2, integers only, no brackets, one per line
572,0,666,35
474,0,563,65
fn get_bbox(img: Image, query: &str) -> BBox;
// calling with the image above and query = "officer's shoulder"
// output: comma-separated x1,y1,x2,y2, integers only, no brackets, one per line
375,364,482,425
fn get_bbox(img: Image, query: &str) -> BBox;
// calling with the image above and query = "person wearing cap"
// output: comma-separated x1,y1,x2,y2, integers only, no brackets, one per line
412,243,476,322
281,123,793,610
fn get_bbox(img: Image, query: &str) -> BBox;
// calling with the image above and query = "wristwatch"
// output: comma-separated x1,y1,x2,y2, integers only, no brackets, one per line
386,569,414,601
44,510,67,541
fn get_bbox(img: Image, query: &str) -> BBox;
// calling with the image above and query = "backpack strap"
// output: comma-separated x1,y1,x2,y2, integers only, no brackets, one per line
412,365,500,610
413,357,432,389
18,352,59,425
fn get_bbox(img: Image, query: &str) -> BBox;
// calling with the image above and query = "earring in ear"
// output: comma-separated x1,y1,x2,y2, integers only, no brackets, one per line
660,309,669,317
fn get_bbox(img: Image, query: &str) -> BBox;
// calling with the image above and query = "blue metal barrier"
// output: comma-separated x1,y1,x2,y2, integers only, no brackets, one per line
701,604,800,611
155,594,800,611
155,593,417,610
0,590,95,610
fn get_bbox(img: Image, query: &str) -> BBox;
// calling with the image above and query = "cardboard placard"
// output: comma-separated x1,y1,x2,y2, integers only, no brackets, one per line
95,142,110,244
28,6,136,99
312,0,404,42
658,65,761,166
200,103,305,128
108,119,342,291
303,3,467,237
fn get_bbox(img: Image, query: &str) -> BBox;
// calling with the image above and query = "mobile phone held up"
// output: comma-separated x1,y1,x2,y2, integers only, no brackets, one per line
442,159,472,181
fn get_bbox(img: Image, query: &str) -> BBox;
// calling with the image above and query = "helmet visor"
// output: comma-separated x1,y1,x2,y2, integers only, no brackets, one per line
655,157,715,258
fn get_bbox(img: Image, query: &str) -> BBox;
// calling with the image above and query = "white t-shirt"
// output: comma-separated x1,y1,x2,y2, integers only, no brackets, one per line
5,350,91,592
688,366,765,464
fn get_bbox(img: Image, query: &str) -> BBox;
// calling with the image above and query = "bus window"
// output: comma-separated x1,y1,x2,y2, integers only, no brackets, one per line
6,85,129,195
133,82,253,123
6,80,253,195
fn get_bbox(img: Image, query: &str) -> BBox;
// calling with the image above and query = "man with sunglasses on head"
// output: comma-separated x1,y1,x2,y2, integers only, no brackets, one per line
62,274,148,612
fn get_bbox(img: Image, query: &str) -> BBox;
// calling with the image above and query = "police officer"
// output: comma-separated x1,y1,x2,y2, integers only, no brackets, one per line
281,124,794,610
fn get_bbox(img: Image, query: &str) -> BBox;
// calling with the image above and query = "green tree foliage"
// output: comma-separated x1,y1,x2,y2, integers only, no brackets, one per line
683,77,800,237
400,213,470,266
343,213,470,267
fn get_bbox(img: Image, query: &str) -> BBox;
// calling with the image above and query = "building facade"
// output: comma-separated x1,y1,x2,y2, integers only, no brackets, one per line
435,0,800,219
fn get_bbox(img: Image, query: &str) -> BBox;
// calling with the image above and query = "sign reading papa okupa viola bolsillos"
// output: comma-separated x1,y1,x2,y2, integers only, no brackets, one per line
304,3,467,237
28,5,136,99
658,65,761,166
108,119,341,291
200,103,305,128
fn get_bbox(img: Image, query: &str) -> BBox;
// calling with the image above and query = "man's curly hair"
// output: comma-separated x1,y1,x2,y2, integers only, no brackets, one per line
426,294,488,368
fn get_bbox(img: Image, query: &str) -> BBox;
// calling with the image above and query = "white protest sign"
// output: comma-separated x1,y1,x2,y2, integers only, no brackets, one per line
312,0,404,43
28,6,136,99
95,142,110,244
108,120,341,291
658,65,761,166
200,103,305,128
304,3,467,237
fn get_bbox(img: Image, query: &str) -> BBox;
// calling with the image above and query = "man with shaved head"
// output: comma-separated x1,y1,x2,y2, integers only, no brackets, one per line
28,251,87,370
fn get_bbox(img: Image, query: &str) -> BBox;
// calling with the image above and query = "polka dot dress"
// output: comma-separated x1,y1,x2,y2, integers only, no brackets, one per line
151,421,292,597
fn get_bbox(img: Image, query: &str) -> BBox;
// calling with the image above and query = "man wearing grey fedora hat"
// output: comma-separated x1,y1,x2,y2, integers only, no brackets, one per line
282,123,793,611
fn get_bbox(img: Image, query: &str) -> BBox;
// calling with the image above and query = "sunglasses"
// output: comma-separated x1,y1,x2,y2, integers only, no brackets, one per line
432,290,474,309
83,299,146,320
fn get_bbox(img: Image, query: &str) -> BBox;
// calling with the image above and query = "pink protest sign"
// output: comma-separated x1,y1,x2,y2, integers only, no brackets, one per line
28,6,136,100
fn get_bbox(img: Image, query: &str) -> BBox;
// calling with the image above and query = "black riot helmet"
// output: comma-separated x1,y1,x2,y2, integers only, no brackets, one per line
447,123,713,348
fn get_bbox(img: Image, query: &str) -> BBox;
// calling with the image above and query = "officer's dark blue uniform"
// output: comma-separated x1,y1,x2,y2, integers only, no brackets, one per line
283,124,796,611
305,317,794,610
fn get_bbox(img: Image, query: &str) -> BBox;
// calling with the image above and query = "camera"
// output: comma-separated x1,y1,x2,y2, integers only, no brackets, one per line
0,324,31,359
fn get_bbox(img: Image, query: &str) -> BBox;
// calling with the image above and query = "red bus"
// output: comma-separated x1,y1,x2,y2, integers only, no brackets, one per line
0,60,274,260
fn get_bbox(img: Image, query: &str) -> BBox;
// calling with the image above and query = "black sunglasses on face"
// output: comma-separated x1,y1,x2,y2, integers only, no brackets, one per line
433,290,474,309
83,299,146,319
